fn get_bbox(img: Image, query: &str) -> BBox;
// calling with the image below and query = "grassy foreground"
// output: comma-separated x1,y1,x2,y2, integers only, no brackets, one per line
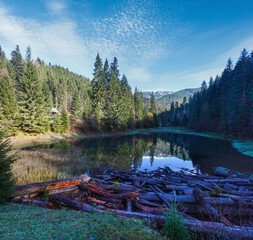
0,204,165,240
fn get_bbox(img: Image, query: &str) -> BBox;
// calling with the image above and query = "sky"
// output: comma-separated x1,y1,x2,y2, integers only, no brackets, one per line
0,0,253,91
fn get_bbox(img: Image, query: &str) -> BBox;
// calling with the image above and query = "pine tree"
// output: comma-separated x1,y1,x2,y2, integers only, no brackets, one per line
120,74,134,128
0,45,6,68
26,46,31,61
0,75,18,136
90,54,106,126
110,57,120,79
103,71,121,130
71,91,82,119
18,47,47,133
150,92,156,114
10,45,24,84
0,134,16,204
104,58,109,83
52,117,63,133
61,108,70,133
42,82,53,110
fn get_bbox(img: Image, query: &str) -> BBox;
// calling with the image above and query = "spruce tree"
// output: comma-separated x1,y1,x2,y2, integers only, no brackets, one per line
150,92,156,114
90,54,106,126
18,47,47,133
110,57,120,79
71,91,82,119
61,108,70,133
10,45,24,84
0,75,18,136
0,45,6,68
0,134,16,204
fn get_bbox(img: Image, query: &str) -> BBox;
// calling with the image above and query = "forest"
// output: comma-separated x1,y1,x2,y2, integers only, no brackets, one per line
0,45,158,137
160,49,253,137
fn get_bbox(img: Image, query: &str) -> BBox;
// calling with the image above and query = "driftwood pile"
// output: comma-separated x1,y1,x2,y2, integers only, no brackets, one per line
13,167,253,239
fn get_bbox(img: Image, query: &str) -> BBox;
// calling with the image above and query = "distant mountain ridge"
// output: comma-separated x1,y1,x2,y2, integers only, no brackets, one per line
156,88,200,106
142,91,173,100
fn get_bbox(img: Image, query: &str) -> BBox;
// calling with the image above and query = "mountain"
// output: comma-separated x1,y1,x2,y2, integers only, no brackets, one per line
142,91,173,100
156,88,200,107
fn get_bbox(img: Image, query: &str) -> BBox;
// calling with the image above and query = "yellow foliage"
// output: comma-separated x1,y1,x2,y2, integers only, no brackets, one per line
147,112,154,121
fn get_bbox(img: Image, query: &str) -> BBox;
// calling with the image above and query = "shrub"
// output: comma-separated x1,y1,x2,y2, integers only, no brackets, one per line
0,133,16,204
163,202,191,240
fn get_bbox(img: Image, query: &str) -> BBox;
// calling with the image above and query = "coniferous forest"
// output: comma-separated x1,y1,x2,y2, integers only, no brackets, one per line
0,45,158,137
161,49,253,137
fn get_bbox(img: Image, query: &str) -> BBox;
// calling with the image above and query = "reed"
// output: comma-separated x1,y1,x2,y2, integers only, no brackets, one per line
12,148,98,185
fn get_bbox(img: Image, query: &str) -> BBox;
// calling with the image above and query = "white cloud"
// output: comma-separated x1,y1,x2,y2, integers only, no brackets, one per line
0,5,92,77
85,0,183,65
45,0,66,15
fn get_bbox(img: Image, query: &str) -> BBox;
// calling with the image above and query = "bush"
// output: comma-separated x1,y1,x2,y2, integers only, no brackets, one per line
163,202,191,240
0,133,16,204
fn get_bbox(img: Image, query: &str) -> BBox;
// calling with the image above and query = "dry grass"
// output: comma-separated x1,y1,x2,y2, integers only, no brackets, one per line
12,148,98,185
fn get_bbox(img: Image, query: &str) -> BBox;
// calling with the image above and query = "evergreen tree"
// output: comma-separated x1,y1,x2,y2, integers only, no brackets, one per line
71,91,82,119
0,45,6,68
26,46,31,61
61,108,70,133
0,75,18,136
42,81,53,110
110,57,120,79
90,54,106,126
163,48,253,137
10,45,24,84
104,58,109,83
150,92,156,114
52,117,63,133
18,48,47,133
0,134,16,204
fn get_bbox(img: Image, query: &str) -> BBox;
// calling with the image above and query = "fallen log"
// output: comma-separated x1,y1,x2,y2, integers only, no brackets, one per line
14,175,90,198
14,198,54,209
134,202,165,214
88,197,124,209
179,203,253,217
87,183,138,199
50,195,100,213
150,186,196,220
113,210,253,239
193,189,232,227
97,197,122,204
136,198,163,208
138,193,253,207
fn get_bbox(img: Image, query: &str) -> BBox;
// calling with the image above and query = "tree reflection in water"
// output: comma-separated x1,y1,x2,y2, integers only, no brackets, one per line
28,133,253,176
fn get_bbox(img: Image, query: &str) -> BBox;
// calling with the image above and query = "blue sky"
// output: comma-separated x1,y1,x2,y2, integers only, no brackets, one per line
0,0,253,91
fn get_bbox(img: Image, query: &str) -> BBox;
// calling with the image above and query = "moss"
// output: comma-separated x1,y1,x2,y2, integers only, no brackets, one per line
113,181,120,187
0,204,165,240
232,140,253,158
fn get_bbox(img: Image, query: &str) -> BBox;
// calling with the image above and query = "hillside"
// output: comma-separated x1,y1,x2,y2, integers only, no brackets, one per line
156,88,199,107
142,91,173,100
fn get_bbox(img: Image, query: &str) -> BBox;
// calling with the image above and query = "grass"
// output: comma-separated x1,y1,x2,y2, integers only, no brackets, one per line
12,147,99,185
0,204,165,240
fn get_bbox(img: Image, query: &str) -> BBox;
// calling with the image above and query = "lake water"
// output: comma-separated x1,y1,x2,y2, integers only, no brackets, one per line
24,131,253,178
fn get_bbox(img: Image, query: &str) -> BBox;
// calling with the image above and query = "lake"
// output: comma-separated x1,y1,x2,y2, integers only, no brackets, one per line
15,131,253,185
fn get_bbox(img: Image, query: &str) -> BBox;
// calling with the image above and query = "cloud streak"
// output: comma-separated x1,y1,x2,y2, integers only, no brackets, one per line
0,4,91,76
85,0,184,65
45,0,67,15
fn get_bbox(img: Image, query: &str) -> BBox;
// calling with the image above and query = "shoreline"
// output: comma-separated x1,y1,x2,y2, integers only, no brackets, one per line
7,127,253,158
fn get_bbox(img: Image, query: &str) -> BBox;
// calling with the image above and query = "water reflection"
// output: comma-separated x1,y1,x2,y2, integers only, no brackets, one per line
27,133,253,176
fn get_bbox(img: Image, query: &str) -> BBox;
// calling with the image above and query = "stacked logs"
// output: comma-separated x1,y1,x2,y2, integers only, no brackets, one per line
13,167,253,239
